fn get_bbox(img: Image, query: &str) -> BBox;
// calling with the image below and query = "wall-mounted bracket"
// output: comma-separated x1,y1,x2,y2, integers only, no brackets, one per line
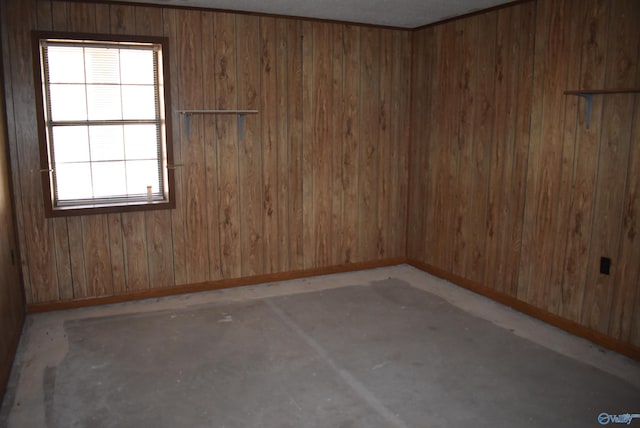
577,93,593,129
565,88,640,129
178,110,259,140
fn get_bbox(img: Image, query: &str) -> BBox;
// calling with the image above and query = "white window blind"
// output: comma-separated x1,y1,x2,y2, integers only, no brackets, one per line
39,39,169,208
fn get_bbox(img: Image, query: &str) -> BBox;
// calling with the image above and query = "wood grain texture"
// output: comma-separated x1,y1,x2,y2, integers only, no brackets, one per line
275,19,290,272
312,22,331,267
261,17,279,273
406,27,430,261
301,21,314,269
408,0,640,350
236,14,263,276
4,0,640,356
358,27,380,262
0,4,25,398
287,19,304,270
340,24,360,264
6,0,58,302
214,13,241,279
391,30,411,258
163,8,187,285
329,24,344,266
201,11,222,282
580,0,639,334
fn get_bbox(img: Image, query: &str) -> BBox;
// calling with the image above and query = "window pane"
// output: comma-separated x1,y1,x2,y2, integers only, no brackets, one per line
120,50,154,84
55,163,93,201
92,161,127,198
124,124,158,160
89,125,125,161
87,85,122,120
85,47,120,84
39,38,170,211
47,46,85,83
52,126,90,164
126,160,160,195
122,85,156,120
49,84,87,121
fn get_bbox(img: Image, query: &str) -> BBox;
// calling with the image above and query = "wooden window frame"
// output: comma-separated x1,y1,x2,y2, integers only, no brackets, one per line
32,31,175,218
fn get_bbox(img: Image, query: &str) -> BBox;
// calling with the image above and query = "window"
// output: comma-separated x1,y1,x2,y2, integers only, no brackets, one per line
33,32,174,216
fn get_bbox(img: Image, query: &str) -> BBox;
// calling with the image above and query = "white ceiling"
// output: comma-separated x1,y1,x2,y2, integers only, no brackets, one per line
109,0,515,28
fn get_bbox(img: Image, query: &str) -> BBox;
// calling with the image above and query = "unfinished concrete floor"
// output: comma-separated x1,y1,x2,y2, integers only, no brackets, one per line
1,265,639,428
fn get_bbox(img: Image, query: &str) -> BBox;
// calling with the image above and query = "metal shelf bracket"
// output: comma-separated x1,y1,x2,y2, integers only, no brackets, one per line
178,110,259,140
577,93,593,129
565,88,640,129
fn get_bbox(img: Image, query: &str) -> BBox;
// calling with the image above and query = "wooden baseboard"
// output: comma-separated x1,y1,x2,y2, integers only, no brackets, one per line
26,256,640,360
0,312,24,405
27,258,406,313
407,259,640,361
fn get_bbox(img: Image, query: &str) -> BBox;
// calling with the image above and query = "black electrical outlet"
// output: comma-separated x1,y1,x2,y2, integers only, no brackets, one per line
600,257,611,275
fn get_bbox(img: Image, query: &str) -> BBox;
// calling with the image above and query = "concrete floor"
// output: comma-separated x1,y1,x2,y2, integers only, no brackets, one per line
1,265,639,428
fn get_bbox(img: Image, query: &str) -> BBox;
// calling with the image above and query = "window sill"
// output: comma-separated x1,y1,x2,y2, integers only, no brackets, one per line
46,199,175,218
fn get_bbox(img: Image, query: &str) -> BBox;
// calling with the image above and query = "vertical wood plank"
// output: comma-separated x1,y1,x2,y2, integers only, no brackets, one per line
504,1,535,297
330,24,344,266
484,8,511,290
390,30,411,258
67,217,87,298
107,214,126,294
301,20,314,268
433,22,459,272
340,24,360,264
82,215,113,296
452,17,477,278
51,219,73,300
467,12,495,284
236,14,263,276
67,1,95,32
134,5,163,36
261,17,279,273
163,8,187,285
275,19,290,272
178,10,209,283
376,30,392,259
121,212,149,291
94,3,110,33
516,0,554,302
407,28,429,261
312,22,331,267
200,11,222,281
287,20,304,270
214,13,241,279
358,27,380,262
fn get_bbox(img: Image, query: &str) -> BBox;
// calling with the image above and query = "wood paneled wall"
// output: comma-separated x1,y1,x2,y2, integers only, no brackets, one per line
409,0,640,348
0,8,24,398
1,0,411,305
